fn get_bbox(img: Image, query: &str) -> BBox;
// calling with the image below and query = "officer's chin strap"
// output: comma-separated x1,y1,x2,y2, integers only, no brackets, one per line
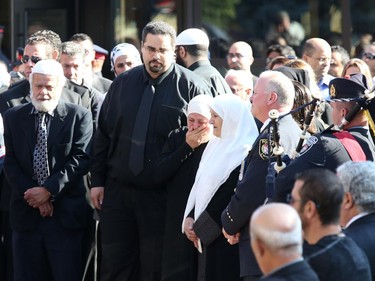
333,88,375,131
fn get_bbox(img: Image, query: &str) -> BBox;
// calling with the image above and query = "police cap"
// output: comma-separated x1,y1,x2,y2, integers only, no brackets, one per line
329,73,368,101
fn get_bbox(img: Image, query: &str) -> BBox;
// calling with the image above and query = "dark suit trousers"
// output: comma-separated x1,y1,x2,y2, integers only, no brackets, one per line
12,216,83,281
99,178,166,281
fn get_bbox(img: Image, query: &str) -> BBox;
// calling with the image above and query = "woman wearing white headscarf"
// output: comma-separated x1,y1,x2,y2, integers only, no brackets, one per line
182,94,259,281
155,95,213,281
110,43,142,77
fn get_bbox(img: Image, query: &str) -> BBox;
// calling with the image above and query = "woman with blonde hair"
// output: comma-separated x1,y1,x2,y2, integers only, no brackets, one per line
342,58,373,88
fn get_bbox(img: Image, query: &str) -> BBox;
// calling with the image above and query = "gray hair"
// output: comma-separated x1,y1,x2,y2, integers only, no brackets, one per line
61,41,85,63
261,70,295,108
225,69,253,89
337,161,375,212
250,203,302,256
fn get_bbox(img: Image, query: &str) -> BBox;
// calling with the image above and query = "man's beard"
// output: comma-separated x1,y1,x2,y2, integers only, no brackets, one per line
148,59,164,74
30,91,59,112
31,99,58,112
175,53,186,68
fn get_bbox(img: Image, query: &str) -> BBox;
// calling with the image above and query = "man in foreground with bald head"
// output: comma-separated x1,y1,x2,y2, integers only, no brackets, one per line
250,203,318,281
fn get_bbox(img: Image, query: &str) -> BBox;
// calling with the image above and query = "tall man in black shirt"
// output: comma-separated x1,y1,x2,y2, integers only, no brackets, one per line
90,21,210,281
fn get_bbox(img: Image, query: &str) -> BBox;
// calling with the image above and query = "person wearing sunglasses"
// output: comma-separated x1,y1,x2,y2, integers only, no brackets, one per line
362,42,375,81
0,30,81,114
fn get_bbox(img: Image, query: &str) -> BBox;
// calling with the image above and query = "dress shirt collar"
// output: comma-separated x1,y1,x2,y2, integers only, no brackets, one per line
30,106,55,117
345,211,370,229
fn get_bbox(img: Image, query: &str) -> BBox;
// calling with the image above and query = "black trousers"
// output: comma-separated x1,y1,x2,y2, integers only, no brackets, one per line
99,178,166,281
12,216,83,281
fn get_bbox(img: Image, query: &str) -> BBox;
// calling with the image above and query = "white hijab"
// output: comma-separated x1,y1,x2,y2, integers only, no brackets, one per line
182,94,259,230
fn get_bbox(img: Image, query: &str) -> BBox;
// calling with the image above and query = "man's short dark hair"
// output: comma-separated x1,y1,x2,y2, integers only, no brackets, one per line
295,168,344,225
26,30,62,58
267,44,296,59
70,33,93,44
141,21,176,47
61,41,85,60
182,44,208,58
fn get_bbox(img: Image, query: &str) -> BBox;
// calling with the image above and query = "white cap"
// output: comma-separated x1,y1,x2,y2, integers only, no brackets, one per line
176,28,210,47
110,43,141,70
187,95,213,120
32,59,64,78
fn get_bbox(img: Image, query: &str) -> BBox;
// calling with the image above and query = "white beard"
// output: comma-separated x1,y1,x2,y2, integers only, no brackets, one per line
31,98,58,113
30,89,60,113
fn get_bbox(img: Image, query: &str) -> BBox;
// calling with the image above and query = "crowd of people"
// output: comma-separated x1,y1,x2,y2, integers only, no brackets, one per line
0,19,374,281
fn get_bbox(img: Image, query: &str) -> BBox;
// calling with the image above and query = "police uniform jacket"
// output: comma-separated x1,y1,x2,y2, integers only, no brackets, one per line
275,127,375,203
221,115,301,277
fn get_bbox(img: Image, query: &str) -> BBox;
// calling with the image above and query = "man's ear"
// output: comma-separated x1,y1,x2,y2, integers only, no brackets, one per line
268,92,278,105
342,192,354,210
253,238,265,258
178,46,187,58
304,200,317,219
52,50,59,61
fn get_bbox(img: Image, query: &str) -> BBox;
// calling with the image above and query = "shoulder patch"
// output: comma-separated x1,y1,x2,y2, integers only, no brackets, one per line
298,136,319,156
259,139,276,160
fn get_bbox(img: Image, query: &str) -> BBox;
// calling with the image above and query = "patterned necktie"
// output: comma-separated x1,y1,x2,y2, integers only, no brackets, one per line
33,112,50,186
129,80,155,175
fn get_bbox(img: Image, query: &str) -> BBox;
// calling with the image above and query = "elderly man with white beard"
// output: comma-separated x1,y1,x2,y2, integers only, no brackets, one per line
3,59,93,281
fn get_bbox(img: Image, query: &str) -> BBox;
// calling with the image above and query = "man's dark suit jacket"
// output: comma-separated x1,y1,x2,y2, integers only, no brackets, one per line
344,212,375,281
0,79,83,212
0,79,82,115
92,76,112,94
261,260,319,281
3,101,92,231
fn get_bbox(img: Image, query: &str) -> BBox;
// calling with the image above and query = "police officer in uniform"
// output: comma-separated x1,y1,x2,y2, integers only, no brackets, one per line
221,70,301,281
275,73,375,203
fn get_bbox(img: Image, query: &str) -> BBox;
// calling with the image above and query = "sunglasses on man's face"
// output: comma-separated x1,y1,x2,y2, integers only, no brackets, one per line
21,55,43,64
363,53,375,60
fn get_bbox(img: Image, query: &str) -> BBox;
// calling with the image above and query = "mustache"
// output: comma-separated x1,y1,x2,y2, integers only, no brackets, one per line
150,59,162,64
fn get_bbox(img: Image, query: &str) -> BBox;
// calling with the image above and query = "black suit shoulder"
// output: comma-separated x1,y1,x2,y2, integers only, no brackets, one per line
344,212,375,281
263,260,319,281
0,80,30,114
92,76,112,94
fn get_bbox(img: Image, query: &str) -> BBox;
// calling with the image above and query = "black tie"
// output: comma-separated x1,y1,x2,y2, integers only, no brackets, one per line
129,81,155,175
33,112,50,185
